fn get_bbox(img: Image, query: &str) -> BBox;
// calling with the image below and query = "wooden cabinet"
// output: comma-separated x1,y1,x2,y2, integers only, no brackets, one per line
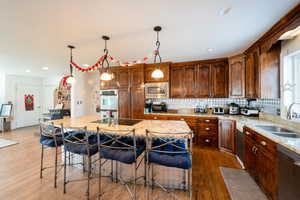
118,88,131,119
229,55,245,98
100,68,119,89
245,49,259,98
244,127,278,200
218,119,236,153
170,66,185,98
144,62,170,83
197,64,211,98
170,59,228,98
211,62,228,98
130,64,144,87
118,68,130,88
131,87,145,119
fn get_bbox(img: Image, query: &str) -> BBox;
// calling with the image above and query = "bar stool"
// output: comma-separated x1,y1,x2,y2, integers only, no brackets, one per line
145,129,193,200
97,127,145,200
61,125,99,200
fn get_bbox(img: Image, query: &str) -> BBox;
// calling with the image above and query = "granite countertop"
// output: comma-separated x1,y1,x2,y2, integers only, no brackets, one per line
51,115,192,139
145,112,300,155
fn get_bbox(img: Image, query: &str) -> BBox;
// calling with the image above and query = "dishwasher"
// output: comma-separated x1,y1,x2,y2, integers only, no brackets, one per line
277,144,300,200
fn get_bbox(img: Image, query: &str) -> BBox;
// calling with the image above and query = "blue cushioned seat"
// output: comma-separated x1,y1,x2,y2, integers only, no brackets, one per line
63,131,98,156
40,126,63,147
148,138,191,169
100,136,145,164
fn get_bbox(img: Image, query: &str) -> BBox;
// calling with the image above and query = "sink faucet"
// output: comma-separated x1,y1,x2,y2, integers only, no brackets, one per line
287,102,300,120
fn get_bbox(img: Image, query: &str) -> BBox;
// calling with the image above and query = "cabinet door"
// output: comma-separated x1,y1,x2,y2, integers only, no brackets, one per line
211,62,228,98
144,63,170,83
118,88,131,119
130,64,144,87
245,51,259,98
197,64,211,98
184,65,197,98
244,137,258,180
118,69,130,88
100,68,119,89
170,66,185,98
218,119,236,153
131,87,145,119
229,56,245,98
257,148,277,200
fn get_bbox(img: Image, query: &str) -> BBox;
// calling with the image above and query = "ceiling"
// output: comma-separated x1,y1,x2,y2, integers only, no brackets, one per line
0,0,299,78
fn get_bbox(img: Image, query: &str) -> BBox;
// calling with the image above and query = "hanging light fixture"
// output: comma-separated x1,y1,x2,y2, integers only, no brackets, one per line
100,35,113,81
66,45,76,84
151,26,164,79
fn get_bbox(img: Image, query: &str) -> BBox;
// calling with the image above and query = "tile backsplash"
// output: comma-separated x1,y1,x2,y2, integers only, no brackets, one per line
151,98,280,115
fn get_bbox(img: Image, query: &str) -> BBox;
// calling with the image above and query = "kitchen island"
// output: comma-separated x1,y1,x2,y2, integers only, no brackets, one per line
51,115,192,190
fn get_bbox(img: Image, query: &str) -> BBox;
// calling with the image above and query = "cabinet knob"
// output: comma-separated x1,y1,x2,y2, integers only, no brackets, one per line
154,117,157,120
294,162,300,167
205,139,210,143
260,141,267,146
245,131,251,136
205,120,210,123
180,118,184,121
205,128,210,131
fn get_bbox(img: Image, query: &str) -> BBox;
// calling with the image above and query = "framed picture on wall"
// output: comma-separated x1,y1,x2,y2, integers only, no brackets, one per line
0,104,13,117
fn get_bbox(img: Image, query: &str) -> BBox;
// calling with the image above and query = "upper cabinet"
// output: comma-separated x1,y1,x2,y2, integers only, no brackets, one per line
245,48,259,98
170,59,228,98
211,62,228,98
130,64,145,87
229,55,246,98
144,62,170,83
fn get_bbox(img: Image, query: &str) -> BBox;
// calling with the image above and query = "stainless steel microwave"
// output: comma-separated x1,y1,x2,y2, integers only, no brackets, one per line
145,82,169,99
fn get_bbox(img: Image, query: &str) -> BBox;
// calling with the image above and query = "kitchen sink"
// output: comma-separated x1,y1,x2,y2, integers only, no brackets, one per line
255,125,300,138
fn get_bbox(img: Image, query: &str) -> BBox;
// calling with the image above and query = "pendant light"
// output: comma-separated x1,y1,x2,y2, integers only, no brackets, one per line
66,45,76,84
151,26,164,79
100,35,112,81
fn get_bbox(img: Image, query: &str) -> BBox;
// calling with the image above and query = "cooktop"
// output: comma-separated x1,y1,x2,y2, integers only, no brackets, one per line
91,119,142,126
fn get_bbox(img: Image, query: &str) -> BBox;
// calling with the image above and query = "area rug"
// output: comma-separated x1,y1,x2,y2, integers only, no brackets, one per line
220,167,268,200
0,138,18,149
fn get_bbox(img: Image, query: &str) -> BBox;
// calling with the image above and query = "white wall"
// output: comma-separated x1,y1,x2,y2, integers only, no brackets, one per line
0,71,5,105
42,76,60,113
280,34,300,118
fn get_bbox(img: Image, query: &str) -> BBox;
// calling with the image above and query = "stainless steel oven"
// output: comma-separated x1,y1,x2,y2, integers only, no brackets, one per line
100,90,118,119
145,82,169,99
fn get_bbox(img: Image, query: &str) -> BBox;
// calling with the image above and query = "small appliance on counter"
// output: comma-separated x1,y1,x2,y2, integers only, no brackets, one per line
213,107,225,115
229,103,240,115
144,99,153,113
194,105,207,114
151,102,167,113
240,107,259,117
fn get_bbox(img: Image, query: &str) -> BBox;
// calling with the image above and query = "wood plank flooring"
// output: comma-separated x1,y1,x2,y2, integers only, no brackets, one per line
0,126,241,200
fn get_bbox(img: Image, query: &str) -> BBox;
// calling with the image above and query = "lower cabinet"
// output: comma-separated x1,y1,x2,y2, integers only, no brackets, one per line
218,119,236,153
244,127,278,200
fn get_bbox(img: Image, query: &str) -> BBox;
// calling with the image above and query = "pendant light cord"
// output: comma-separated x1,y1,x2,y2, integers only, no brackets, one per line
154,31,162,64
101,37,110,72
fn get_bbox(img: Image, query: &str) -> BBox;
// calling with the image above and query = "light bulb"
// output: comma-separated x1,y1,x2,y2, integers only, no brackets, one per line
151,69,164,78
100,72,112,81
66,76,76,84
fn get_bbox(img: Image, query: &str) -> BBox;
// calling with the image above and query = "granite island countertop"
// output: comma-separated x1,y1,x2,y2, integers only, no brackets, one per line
50,115,192,139
145,112,300,155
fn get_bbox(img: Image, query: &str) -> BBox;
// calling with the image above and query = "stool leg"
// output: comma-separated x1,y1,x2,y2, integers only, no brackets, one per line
151,163,154,190
82,156,86,172
40,145,44,179
134,161,137,200
98,155,102,200
54,146,58,188
87,156,91,200
111,160,114,182
188,168,192,200
63,149,67,194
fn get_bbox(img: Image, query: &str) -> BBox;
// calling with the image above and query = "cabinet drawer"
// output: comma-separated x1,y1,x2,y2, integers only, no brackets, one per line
256,133,277,154
198,118,218,124
198,126,218,134
197,134,218,148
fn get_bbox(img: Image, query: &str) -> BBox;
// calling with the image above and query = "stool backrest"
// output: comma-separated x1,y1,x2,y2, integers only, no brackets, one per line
39,119,61,146
97,127,137,152
145,129,193,154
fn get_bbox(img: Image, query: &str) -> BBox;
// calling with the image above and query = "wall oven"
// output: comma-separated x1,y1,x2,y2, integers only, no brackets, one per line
145,82,169,99
100,90,118,119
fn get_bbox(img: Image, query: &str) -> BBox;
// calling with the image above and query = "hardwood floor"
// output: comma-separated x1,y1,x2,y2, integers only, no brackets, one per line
0,126,241,200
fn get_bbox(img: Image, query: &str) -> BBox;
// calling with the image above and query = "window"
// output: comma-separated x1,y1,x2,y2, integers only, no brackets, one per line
283,51,300,118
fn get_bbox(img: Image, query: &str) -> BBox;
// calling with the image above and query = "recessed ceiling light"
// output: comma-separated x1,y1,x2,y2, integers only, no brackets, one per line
207,48,213,52
83,64,89,67
42,67,49,70
219,7,231,16
25,69,31,73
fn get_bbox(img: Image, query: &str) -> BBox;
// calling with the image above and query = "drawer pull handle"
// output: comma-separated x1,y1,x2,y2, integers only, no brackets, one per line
205,128,210,131
294,162,300,167
180,118,184,121
205,120,210,123
260,141,267,146
245,131,251,136
154,117,157,120
205,139,210,143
